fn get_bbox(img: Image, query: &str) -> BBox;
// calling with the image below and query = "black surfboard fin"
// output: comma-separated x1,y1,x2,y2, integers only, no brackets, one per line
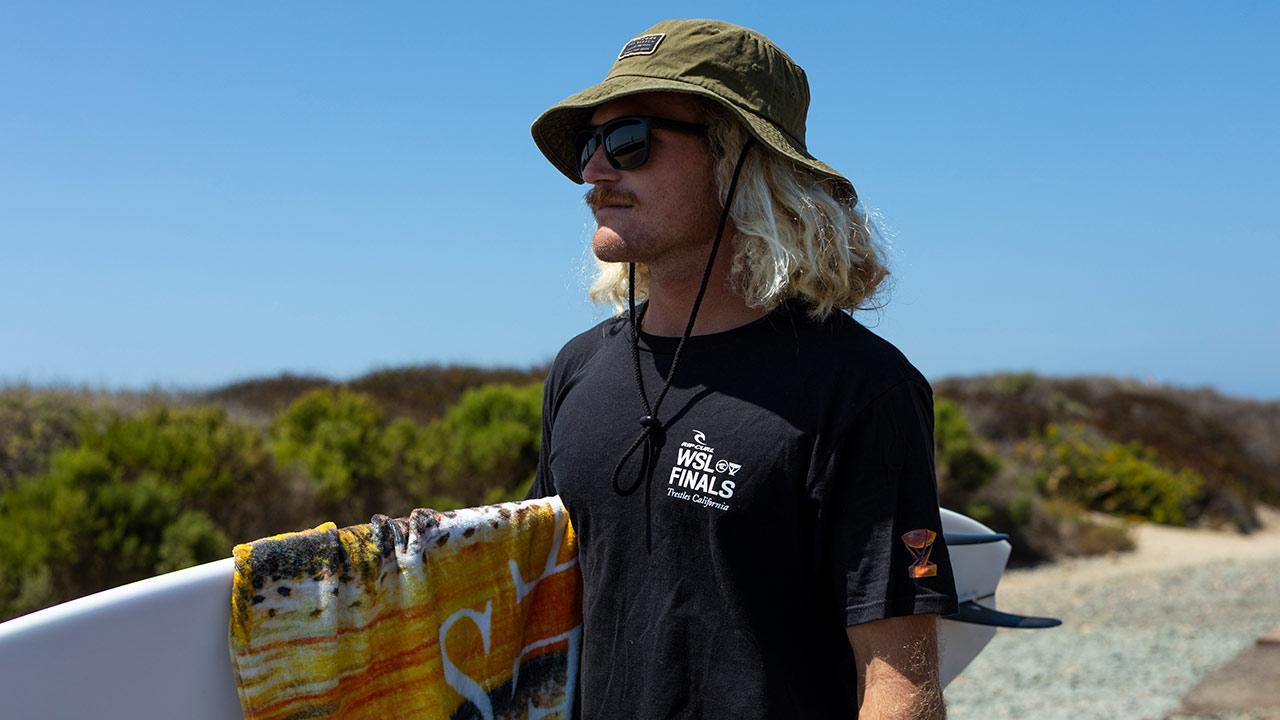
945,600,1061,629
944,532,1010,546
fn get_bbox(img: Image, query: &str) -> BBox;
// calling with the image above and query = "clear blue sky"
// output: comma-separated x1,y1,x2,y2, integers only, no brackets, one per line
2,2,1276,400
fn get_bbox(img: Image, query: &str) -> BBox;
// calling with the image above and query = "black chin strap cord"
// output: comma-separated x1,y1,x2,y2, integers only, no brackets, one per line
609,138,755,497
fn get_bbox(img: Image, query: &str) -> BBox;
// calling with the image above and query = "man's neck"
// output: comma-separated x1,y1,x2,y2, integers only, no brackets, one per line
639,256,768,337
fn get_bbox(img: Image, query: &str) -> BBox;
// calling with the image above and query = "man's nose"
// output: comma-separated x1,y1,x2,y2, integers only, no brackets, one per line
581,142,620,184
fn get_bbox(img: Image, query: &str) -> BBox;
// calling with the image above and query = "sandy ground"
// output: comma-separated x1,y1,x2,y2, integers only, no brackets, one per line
999,505,1280,595
944,506,1280,720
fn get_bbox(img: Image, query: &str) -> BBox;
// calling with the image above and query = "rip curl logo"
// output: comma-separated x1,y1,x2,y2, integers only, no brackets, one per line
618,33,666,60
902,529,939,579
664,429,745,511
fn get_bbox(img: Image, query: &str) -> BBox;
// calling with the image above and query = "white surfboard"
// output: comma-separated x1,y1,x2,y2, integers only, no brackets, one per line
0,508,1048,719
939,509,1012,685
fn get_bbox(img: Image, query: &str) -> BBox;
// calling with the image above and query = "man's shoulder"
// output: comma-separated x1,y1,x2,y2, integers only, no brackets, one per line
547,312,625,381
791,309,932,401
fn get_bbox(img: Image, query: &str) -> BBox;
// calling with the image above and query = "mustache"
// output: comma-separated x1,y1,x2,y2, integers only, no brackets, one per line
584,187,637,211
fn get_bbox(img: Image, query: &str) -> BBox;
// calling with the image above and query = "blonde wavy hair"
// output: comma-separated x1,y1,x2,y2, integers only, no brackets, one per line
587,99,891,320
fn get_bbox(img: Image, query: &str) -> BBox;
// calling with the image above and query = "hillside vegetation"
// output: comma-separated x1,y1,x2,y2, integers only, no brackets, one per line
1,366,1274,622
933,371,1279,562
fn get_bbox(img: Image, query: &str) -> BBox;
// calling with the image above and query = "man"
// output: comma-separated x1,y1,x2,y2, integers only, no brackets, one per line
526,19,958,719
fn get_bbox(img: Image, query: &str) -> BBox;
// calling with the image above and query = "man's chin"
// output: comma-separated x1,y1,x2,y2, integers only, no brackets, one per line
591,230,642,264
592,247,631,264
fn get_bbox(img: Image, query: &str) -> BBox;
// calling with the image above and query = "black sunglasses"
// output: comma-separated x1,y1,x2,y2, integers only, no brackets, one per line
574,115,707,175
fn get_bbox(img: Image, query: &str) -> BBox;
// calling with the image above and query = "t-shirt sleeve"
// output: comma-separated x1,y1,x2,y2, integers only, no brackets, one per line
827,378,959,627
524,375,558,501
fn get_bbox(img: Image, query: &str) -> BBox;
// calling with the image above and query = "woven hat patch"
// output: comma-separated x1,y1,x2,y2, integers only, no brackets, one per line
618,33,665,59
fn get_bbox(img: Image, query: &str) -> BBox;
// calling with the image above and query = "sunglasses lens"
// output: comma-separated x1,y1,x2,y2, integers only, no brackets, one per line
575,131,598,174
604,120,648,170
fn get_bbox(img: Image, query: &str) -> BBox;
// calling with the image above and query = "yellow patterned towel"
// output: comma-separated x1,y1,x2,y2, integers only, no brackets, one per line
228,496,582,720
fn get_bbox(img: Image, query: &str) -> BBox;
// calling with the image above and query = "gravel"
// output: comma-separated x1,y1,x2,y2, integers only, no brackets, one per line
943,522,1280,720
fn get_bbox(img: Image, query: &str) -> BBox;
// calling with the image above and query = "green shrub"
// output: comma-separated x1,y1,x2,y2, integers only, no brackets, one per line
91,472,183,575
995,371,1038,396
79,406,277,542
0,406,277,620
271,389,390,507
962,501,994,525
428,383,542,506
0,389,93,491
157,511,230,573
0,382,546,620
0,446,201,616
934,398,1001,507
1008,492,1035,528
1030,422,1204,525
484,475,536,506
85,407,264,503
378,417,464,513
0,451,93,618
269,383,542,518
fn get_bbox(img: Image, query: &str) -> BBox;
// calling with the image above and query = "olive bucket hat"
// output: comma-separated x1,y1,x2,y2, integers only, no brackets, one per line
530,18,857,204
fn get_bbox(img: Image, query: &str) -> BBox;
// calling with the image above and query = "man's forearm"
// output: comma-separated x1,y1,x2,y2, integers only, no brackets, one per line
849,614,946,720
858,666,945,720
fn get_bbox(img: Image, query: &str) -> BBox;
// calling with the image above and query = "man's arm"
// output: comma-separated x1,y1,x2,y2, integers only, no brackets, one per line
846,613,945,720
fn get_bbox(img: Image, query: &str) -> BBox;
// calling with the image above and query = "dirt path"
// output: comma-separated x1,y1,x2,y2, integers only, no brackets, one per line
997,505,1280,599
944,506,1280,720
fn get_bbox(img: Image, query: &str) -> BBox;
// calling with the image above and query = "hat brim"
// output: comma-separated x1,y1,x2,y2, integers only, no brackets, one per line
531,75,855,201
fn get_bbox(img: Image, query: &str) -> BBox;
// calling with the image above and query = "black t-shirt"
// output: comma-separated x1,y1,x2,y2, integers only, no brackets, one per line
526,300,959,719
